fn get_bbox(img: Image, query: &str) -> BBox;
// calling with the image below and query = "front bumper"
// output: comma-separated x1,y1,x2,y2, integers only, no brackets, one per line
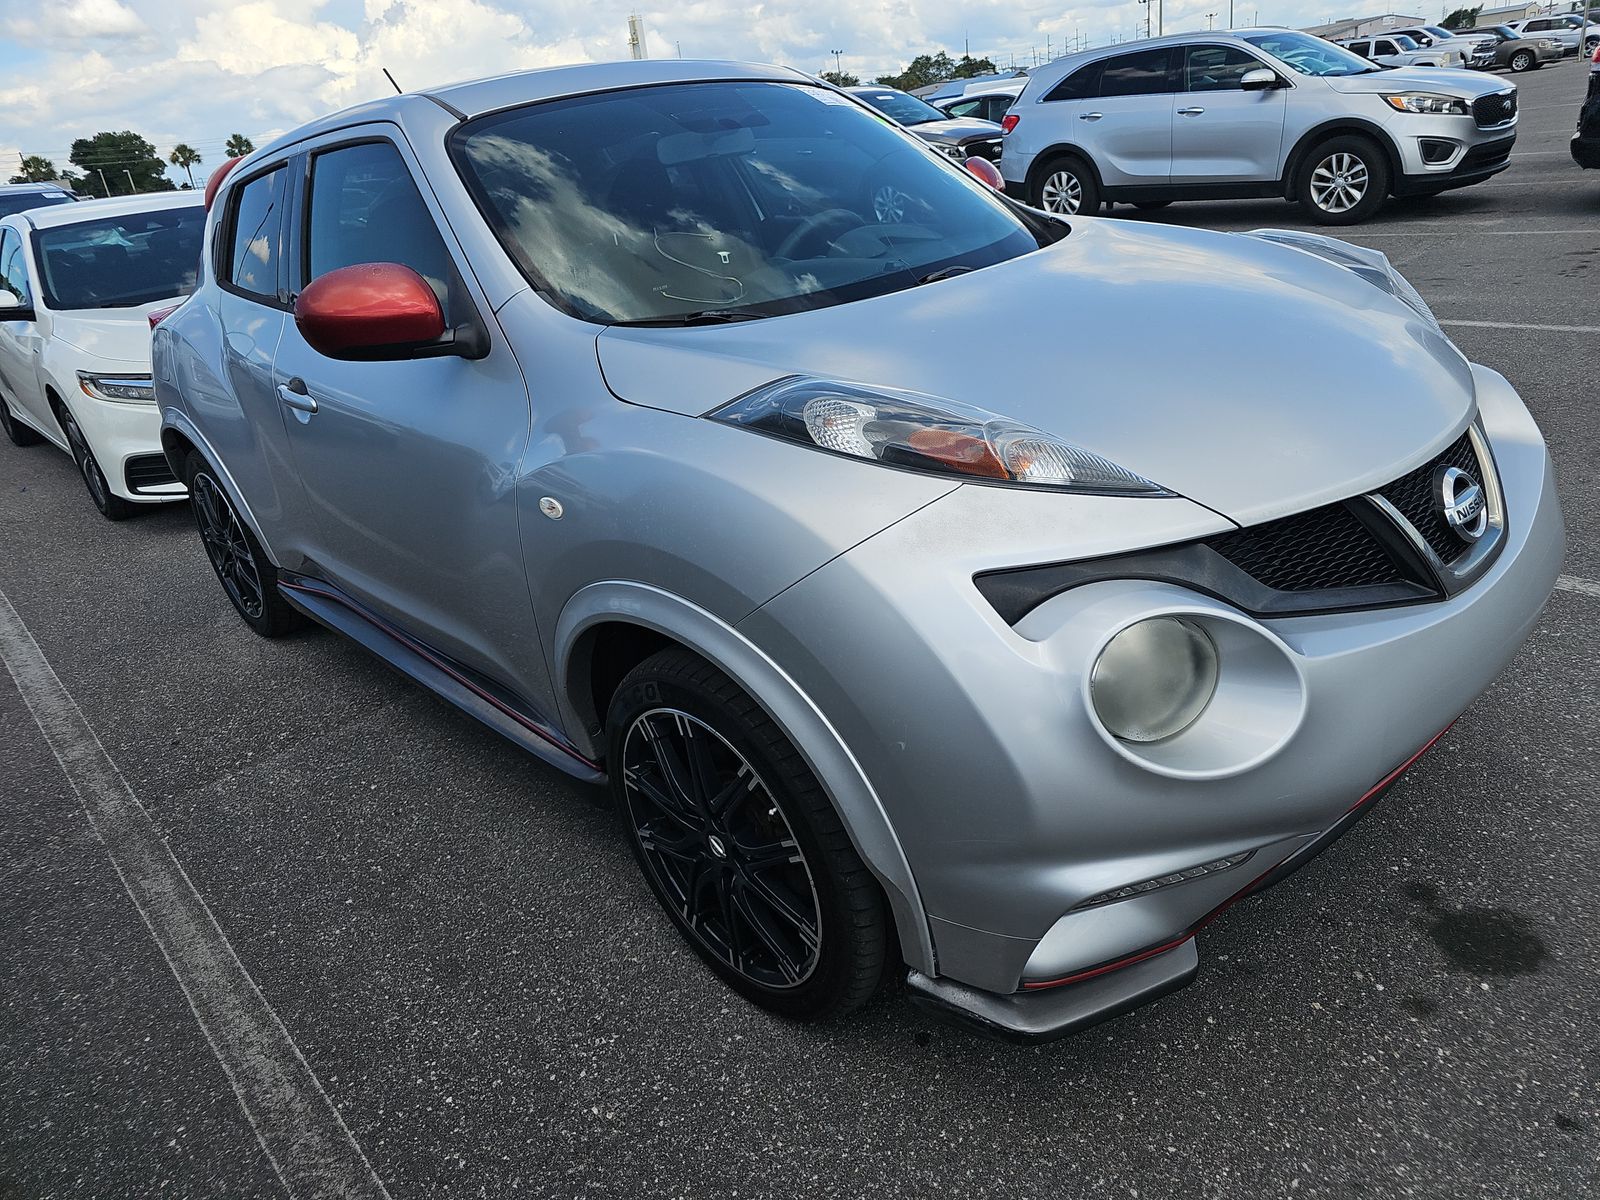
65,392,186,502
1392,129,1516,195
740,364,1562,1039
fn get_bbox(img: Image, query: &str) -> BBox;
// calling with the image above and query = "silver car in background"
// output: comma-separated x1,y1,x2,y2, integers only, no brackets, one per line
999,29,1520,223
154,59,1562,1041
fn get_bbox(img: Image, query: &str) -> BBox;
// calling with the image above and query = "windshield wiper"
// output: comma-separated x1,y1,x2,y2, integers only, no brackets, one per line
916,265,976,285
611,307,774,327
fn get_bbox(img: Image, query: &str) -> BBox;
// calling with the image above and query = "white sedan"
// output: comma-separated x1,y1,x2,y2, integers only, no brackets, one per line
0,192,203,518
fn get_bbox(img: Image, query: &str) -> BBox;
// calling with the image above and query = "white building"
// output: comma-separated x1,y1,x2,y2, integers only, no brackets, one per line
1301,13,1427,40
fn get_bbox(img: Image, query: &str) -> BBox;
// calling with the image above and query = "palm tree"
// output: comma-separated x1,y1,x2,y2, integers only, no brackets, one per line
168,143,202,188
225,133,255,159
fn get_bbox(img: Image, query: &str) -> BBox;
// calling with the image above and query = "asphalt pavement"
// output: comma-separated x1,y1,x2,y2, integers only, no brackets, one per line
2,61,1597,1200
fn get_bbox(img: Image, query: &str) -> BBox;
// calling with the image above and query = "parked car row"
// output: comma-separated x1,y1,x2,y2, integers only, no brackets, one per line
0,55,1569,1042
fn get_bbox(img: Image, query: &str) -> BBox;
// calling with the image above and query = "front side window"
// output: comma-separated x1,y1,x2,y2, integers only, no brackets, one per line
1098,49,1176,97
227,168,285,299
1374,40,1399,55
453,81,1045,325
0,192,74,219
34,206,204,311
0,229,30,303
1243,31,1381,76
1187,44,1268,90
305,141,456,323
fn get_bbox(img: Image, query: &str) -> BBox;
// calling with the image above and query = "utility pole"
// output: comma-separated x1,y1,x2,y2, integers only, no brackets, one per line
1228,0,1234,28
832,48,843,77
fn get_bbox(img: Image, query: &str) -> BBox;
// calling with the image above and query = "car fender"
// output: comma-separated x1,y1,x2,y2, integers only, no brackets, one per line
159,408,286,568
1025,142,1106,195
1281,118,1404,197
554,579,935,974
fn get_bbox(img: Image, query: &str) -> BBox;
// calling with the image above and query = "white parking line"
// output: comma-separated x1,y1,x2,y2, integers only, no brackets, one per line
0,588,392,1200
1556,575,1600,600
1440,319,1600,334
1354,229,1600,238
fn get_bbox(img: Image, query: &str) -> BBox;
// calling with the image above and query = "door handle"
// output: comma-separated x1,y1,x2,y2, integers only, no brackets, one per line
277,378,318,414
1079,111,1104,121
1177,107,1206,117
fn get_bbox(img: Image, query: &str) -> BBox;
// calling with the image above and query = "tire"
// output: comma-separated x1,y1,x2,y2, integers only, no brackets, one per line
607,648,891,1021
0,394,43,447
182,451,303,637
1509,50,1534,72
1295,135,1390,225
1133,200,1173,211
1031,154,1101,216
57,402,134,520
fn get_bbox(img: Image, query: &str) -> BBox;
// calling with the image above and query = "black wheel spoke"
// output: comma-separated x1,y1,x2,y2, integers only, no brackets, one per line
622,706,822,990
192,475,264,619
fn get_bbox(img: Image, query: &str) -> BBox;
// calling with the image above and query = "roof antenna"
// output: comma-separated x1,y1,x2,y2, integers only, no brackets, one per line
383,68,403,94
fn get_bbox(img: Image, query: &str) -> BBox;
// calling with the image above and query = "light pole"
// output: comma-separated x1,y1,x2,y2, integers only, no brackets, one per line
1207,12,1217,30
124,168,137,193
96,168,109,197
831,49,843,79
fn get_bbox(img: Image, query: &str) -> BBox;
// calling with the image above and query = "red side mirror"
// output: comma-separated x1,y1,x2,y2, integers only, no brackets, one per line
204,157,244,211
963,156,1004,191
293,263,446,360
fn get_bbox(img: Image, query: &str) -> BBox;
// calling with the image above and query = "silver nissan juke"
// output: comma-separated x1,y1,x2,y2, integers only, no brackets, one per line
153,60,1563,1041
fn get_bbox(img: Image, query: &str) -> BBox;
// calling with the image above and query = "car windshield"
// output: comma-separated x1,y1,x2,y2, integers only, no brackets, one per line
849,88,950,127
1243,31,1383,75
0,191,74,218
1392,35,1420,50
36,205,204,311
452,80,1046,325
1425,27,1456,39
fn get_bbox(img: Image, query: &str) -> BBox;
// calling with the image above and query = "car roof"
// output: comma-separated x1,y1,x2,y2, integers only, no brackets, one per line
0,182,72,194
1021,29,1299,90
251,58,814,162
22,190,202,231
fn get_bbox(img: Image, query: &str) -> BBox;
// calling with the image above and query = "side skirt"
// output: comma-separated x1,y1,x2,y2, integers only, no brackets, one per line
277,575,605,785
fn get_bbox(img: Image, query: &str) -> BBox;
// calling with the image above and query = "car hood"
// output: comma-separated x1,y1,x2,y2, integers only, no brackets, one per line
909,117,1003,144
49,300,178,368
1323,66,1514,96
596,218,1476,527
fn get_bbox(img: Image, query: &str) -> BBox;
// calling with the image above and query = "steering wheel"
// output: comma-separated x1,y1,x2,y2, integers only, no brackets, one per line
775,208,866,260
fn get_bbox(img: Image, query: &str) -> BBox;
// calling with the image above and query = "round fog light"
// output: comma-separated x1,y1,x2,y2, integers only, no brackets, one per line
1091,617,1218,743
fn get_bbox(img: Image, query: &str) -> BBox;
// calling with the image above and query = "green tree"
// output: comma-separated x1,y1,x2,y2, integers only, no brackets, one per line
168,142,202,188
1440,6,1482,29
819,69,860,86
69,131,175,197
8,155,59,184
225,133,255,158
875,51,999,91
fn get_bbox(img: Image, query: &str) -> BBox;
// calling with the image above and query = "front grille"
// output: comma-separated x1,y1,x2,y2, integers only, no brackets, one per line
1208,502,1403,592
1380,430,1479,563
962,137,1003,161
124,453,178,493
1473,90,1517,128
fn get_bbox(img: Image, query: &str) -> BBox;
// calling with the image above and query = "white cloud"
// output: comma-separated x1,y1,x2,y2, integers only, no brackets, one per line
4,0,1336,185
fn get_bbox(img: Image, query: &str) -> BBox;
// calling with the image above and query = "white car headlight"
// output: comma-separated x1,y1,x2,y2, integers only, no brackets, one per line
1243,228,1441,334
1382,92,1470,115
713,377,1169,494
77,371,156,404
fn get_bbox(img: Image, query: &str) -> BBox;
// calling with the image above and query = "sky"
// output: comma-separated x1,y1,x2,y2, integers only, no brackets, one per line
1,0,1430,187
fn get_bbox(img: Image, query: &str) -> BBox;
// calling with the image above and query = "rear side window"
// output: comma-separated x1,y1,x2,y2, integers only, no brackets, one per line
1043,62,1103,102
304,141,456,323
226,167,285,300
1098,49,1176,97
1186,45,1267,91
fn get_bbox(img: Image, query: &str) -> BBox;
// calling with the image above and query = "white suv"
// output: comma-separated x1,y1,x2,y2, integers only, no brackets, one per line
999,29,1519,224
0,192,203,518
1508,15,1599,56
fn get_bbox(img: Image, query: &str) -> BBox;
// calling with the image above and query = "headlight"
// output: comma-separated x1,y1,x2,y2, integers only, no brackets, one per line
1091,617,1219,743
77,372,156,404
712,377,1169,494
1382,92,1470,115
1243,228,1441,333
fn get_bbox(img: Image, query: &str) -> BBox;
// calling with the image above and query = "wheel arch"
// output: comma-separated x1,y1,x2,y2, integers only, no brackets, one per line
1026,143,1105,198
159,411,287,568
1282,120,1403,199
554,580,935,974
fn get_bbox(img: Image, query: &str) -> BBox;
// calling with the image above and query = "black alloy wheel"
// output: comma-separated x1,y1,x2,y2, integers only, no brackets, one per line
59,403,133,520
184,453,303,637
608,648,891,1020
0,395,43,446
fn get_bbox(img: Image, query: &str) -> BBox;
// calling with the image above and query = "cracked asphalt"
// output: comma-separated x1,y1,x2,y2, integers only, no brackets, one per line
2,59,1597,1200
